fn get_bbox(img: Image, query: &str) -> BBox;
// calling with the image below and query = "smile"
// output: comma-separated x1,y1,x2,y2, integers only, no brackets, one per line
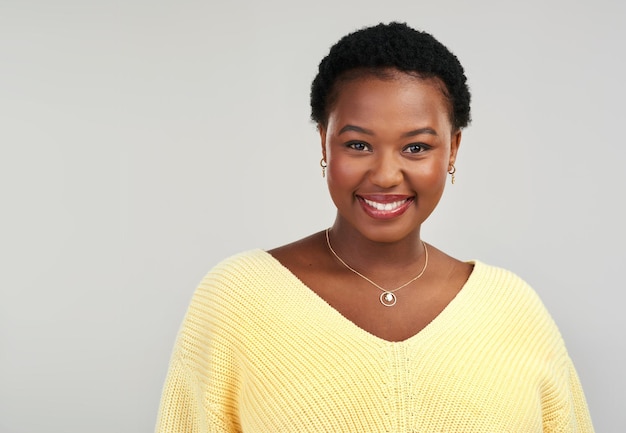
357,195,414,220
362,198,409,211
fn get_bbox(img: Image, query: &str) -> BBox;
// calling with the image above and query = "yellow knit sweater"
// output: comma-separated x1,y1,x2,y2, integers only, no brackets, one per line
156,250,594,432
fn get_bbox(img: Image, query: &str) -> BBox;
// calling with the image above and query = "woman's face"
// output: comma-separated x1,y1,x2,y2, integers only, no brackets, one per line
320,71,461,243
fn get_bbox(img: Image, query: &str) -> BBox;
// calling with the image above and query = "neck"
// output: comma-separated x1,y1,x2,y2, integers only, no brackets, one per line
328,217,425,273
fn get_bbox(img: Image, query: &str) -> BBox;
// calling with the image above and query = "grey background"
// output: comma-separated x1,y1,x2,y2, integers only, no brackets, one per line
1,1,623,432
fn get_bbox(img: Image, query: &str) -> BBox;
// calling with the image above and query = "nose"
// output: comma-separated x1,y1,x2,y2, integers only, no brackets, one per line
369,152,403,188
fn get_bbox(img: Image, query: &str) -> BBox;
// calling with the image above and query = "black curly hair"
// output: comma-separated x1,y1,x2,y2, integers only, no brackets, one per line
310,22,471,131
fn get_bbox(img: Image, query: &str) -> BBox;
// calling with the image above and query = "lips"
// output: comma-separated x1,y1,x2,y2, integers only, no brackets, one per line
357,194,414,220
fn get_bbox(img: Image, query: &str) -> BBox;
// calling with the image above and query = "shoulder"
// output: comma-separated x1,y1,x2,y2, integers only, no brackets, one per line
470,261,538,299
468,261,563,335
462,262,571,360
206,248,277,277
197,249,284,296
469,261,545,307
179,249,290,337
267,230,329,269
183,249,285,323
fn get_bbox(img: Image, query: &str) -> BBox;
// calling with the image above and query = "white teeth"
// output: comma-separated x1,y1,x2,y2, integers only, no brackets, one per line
363,198,408,211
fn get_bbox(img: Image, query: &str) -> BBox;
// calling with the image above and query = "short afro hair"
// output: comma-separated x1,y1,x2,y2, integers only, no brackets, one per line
310,22,471,131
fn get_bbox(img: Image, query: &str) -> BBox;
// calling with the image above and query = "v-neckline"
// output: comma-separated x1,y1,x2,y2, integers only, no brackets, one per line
259,249,479,346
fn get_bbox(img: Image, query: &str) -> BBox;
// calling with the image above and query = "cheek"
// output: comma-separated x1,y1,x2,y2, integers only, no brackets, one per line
327,157,362,187
408,163,448,192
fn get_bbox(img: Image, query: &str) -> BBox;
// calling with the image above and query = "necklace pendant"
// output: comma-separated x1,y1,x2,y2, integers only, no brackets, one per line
380,292,397,307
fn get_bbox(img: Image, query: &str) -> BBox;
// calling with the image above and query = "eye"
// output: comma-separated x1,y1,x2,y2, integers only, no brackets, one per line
346,141,371,152
403,143,430,154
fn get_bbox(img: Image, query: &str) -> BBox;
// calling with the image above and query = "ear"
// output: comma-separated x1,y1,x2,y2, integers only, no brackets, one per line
449,130,462,166
319,124,327,161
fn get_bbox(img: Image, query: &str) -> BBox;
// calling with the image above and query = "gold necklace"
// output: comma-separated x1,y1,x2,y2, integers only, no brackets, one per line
325,228,428,307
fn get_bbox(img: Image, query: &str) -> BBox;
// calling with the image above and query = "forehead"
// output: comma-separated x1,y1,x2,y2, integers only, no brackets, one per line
328,72,453,130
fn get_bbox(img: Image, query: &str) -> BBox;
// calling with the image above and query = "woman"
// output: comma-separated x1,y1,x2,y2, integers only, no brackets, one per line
156,22,594,432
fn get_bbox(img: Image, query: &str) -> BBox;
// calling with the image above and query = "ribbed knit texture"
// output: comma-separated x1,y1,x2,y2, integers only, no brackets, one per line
156,250,594,433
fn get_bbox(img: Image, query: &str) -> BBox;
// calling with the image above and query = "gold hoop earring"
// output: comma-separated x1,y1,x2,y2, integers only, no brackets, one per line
448,164,456,184
320,158,327,178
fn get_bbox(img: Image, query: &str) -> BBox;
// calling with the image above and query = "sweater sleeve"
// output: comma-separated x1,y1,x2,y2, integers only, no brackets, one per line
155,353,208,433
565,359,595,432
542,354,594,433
155,266,243,433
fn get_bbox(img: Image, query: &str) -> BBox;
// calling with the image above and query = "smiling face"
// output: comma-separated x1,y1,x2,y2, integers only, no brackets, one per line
320,70,461,243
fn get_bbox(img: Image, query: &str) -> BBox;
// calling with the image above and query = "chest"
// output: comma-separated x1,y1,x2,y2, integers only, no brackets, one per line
234,315,545,433
223,260,550,432
296,264,471,342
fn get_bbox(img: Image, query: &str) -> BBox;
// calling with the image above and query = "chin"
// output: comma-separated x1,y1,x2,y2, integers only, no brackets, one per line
355,221,421,244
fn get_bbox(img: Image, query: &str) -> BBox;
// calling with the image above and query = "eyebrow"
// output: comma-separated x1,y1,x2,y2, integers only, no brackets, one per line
338,125,374,135
402,127,438,137
338,124,438,137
